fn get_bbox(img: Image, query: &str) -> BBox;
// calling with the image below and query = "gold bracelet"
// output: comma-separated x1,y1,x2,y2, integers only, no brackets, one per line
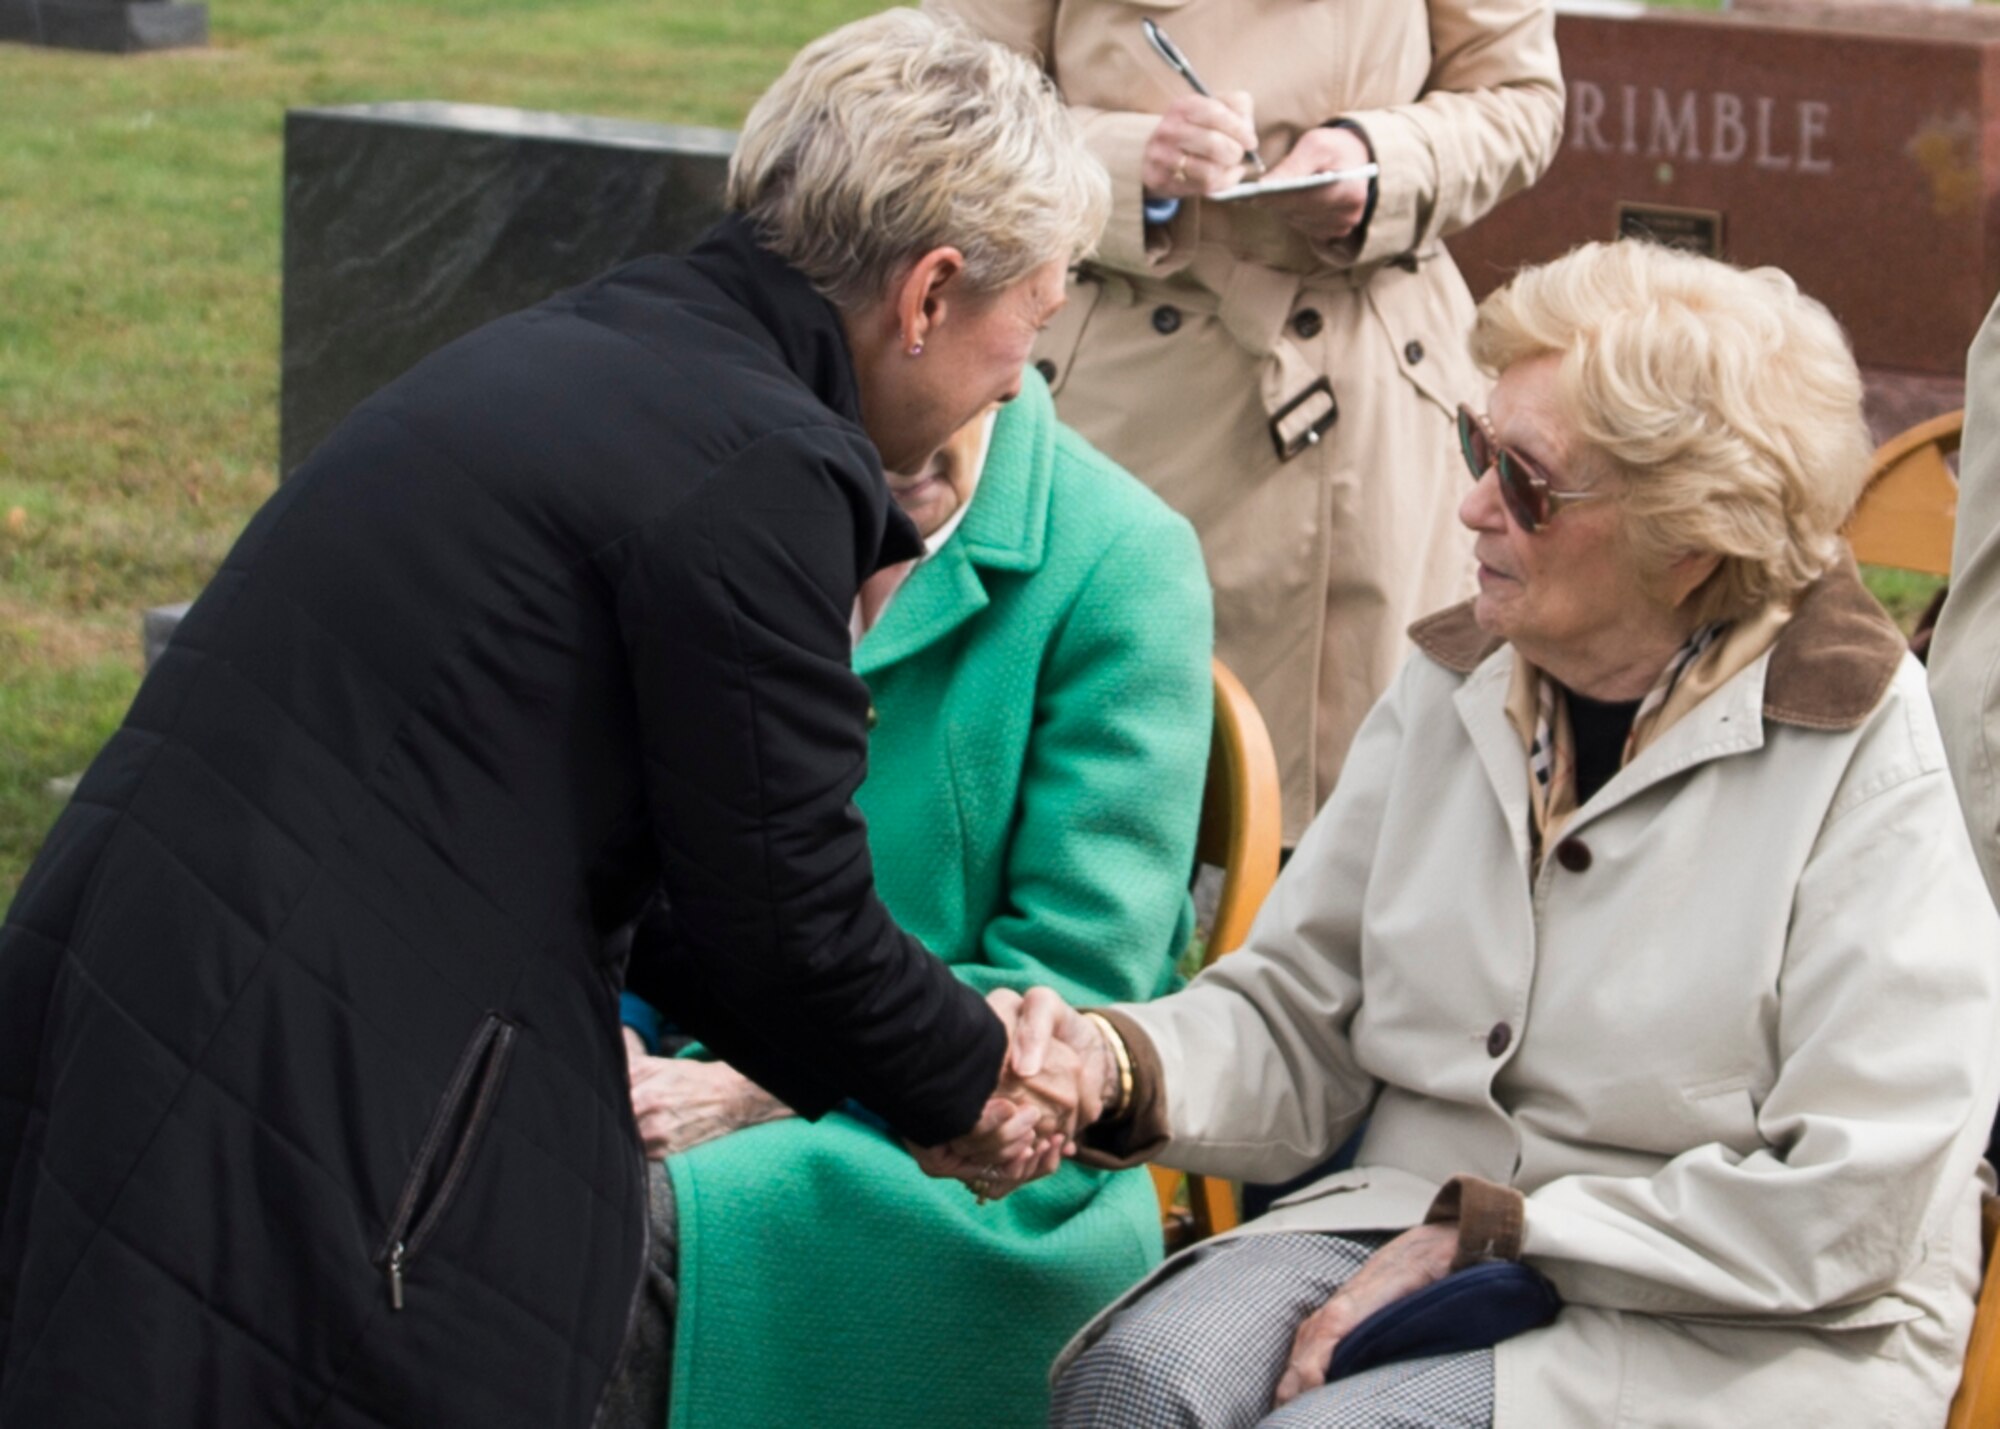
1082,1010,1134,1119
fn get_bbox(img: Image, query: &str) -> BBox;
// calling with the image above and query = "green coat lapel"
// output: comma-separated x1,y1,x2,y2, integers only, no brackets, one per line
854,385,1056,676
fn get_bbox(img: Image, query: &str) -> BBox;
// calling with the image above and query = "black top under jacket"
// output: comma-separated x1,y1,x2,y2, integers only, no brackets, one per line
0,216,1007,1428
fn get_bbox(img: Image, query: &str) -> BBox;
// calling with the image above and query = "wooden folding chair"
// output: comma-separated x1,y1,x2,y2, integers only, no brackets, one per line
1949,1196,2000,1429
1846,409,1960,577
1150,658,1282,1254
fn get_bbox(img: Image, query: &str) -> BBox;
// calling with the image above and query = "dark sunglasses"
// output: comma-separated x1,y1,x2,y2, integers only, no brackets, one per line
1456,405,1604,534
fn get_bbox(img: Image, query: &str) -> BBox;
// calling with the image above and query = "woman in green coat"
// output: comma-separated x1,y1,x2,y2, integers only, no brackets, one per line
614,368,1214,1428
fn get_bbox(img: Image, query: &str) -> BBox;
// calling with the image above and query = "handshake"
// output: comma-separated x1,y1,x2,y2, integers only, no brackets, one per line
908,988,1121,1201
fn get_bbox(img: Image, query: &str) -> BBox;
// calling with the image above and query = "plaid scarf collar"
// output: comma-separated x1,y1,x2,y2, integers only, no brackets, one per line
1527,622,1725,852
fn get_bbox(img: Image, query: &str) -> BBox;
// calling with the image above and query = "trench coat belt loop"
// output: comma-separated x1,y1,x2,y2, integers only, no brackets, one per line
1187,248,1337,462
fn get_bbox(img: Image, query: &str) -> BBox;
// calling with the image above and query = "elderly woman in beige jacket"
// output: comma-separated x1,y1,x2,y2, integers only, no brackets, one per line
928,0,1563,842
981,242,2000,1427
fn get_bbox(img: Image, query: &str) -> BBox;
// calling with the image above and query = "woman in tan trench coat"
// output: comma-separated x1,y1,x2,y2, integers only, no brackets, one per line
929,0,1565,839
971,243,2000,1426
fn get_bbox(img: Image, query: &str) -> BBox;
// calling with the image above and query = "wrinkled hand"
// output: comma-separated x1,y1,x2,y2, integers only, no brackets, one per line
1272,1224,1459,1407
1143,91,1259,199
1251,124,1374,243
627,1054,790,1160
992,987,1118,1133
907,988,1116,1200
905,1093,1060,1197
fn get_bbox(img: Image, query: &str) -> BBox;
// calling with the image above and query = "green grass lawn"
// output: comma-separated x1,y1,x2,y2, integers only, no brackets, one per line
0,0,1958,910
0,0,885,908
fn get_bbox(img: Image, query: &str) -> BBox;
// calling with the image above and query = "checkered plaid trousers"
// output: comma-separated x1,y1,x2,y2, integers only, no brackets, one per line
1050,1233,1494,1428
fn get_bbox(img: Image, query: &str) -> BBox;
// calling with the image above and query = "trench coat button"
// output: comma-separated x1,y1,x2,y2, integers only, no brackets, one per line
866,704,879,731
1034,358,1057,383
1291,307,1324,339
1403,339,1426,365
1392,253,1420,273
1486,1022,1513,1057
1151,304,1182,336
1555,838,1592,873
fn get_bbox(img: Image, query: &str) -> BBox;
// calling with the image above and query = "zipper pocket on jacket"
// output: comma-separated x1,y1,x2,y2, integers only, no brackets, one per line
376,1011,517,1311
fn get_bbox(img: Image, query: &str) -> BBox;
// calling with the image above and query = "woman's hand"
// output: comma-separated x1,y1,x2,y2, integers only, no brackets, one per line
905,1095,1062,1197
1142,92,1259,199
627,1054,791,1159
989,986,1114,1136
905,987,1119,1199
1251,124,1374,243
1272,1224,1459,1408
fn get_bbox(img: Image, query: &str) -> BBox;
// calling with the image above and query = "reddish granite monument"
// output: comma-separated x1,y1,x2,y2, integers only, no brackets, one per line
1448,0,2000,435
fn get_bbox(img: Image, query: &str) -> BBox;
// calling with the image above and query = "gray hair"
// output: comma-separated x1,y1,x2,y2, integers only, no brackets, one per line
1472,241,1874,624
727,8,1110,312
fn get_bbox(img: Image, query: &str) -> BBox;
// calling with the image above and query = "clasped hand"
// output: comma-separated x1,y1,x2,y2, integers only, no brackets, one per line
907,987,1113,1200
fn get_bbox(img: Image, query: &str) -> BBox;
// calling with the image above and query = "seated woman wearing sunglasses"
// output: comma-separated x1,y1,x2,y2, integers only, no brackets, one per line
990,239,2000,1429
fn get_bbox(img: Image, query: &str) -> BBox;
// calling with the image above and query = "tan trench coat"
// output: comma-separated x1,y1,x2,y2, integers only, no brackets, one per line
930,0,1565,839
1932,293,2000,902
1071,561,2000,1427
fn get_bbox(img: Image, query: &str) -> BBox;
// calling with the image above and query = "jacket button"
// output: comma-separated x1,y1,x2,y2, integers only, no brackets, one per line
1151,304,1182,336
1555,838,1592,873
1392,253,1420,273
1486,1022,1512,1057
1034,358,1057,383
1292,307,1324,339
1403,340,1425,365
866,704,879,731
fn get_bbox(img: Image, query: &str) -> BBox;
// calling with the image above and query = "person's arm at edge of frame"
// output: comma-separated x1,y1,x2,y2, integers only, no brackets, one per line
1930,292,2000,904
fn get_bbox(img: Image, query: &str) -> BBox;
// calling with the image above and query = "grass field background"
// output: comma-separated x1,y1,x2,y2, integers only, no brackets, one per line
0,0,885,908
0,1,1951,910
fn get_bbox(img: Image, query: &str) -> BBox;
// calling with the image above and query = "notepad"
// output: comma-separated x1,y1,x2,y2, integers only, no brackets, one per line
1207,164,1379,202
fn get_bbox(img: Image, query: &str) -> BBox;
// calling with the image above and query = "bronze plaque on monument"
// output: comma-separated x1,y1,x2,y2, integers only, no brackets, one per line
1615,203,1724,258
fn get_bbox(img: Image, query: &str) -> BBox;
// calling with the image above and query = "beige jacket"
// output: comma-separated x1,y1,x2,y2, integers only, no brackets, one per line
930,0,1564,839
1075,560,2000,1427
1932,293,2000,902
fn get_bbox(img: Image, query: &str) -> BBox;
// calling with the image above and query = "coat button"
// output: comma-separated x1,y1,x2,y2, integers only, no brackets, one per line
1034,358,1057,383
1486,1022,1513,1057
1403,340,1425,365
866,704,879,731
1555,838,1592,873
1392,253,1420,273
1151,304,1182,336
1291,307,1324,339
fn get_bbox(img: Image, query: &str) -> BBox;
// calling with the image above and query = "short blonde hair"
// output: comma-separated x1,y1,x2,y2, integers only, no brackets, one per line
728,9,1110,312
1472,241,1873,624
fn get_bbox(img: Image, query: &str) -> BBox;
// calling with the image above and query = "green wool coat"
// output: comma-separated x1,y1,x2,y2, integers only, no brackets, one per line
664,373,1214,1429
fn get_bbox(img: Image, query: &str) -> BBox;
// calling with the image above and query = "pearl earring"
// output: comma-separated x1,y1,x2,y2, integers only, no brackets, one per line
908,342,924,357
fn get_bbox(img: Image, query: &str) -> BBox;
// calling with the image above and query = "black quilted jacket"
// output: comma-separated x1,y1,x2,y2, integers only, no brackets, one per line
0,217,1006,1427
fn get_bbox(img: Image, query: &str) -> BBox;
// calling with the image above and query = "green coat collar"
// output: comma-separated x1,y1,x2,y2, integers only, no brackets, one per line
854,375,1056,676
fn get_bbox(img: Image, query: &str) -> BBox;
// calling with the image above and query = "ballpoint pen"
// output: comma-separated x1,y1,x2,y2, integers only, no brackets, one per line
1141,18,1267,177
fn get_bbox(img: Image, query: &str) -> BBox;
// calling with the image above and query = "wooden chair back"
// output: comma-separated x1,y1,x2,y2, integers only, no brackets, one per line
1150,658,1282,1253
1846,409,1961,576
1947,1197,2000,1429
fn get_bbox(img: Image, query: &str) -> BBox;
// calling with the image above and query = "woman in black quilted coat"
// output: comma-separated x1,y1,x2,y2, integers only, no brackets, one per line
0,14,1110,1426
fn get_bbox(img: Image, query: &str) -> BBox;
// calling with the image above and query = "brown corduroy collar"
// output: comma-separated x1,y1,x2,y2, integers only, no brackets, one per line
1408,549,1907,733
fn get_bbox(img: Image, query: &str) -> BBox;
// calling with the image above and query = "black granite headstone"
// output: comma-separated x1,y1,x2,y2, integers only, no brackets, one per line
281,102,735,476
0,0,206,53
